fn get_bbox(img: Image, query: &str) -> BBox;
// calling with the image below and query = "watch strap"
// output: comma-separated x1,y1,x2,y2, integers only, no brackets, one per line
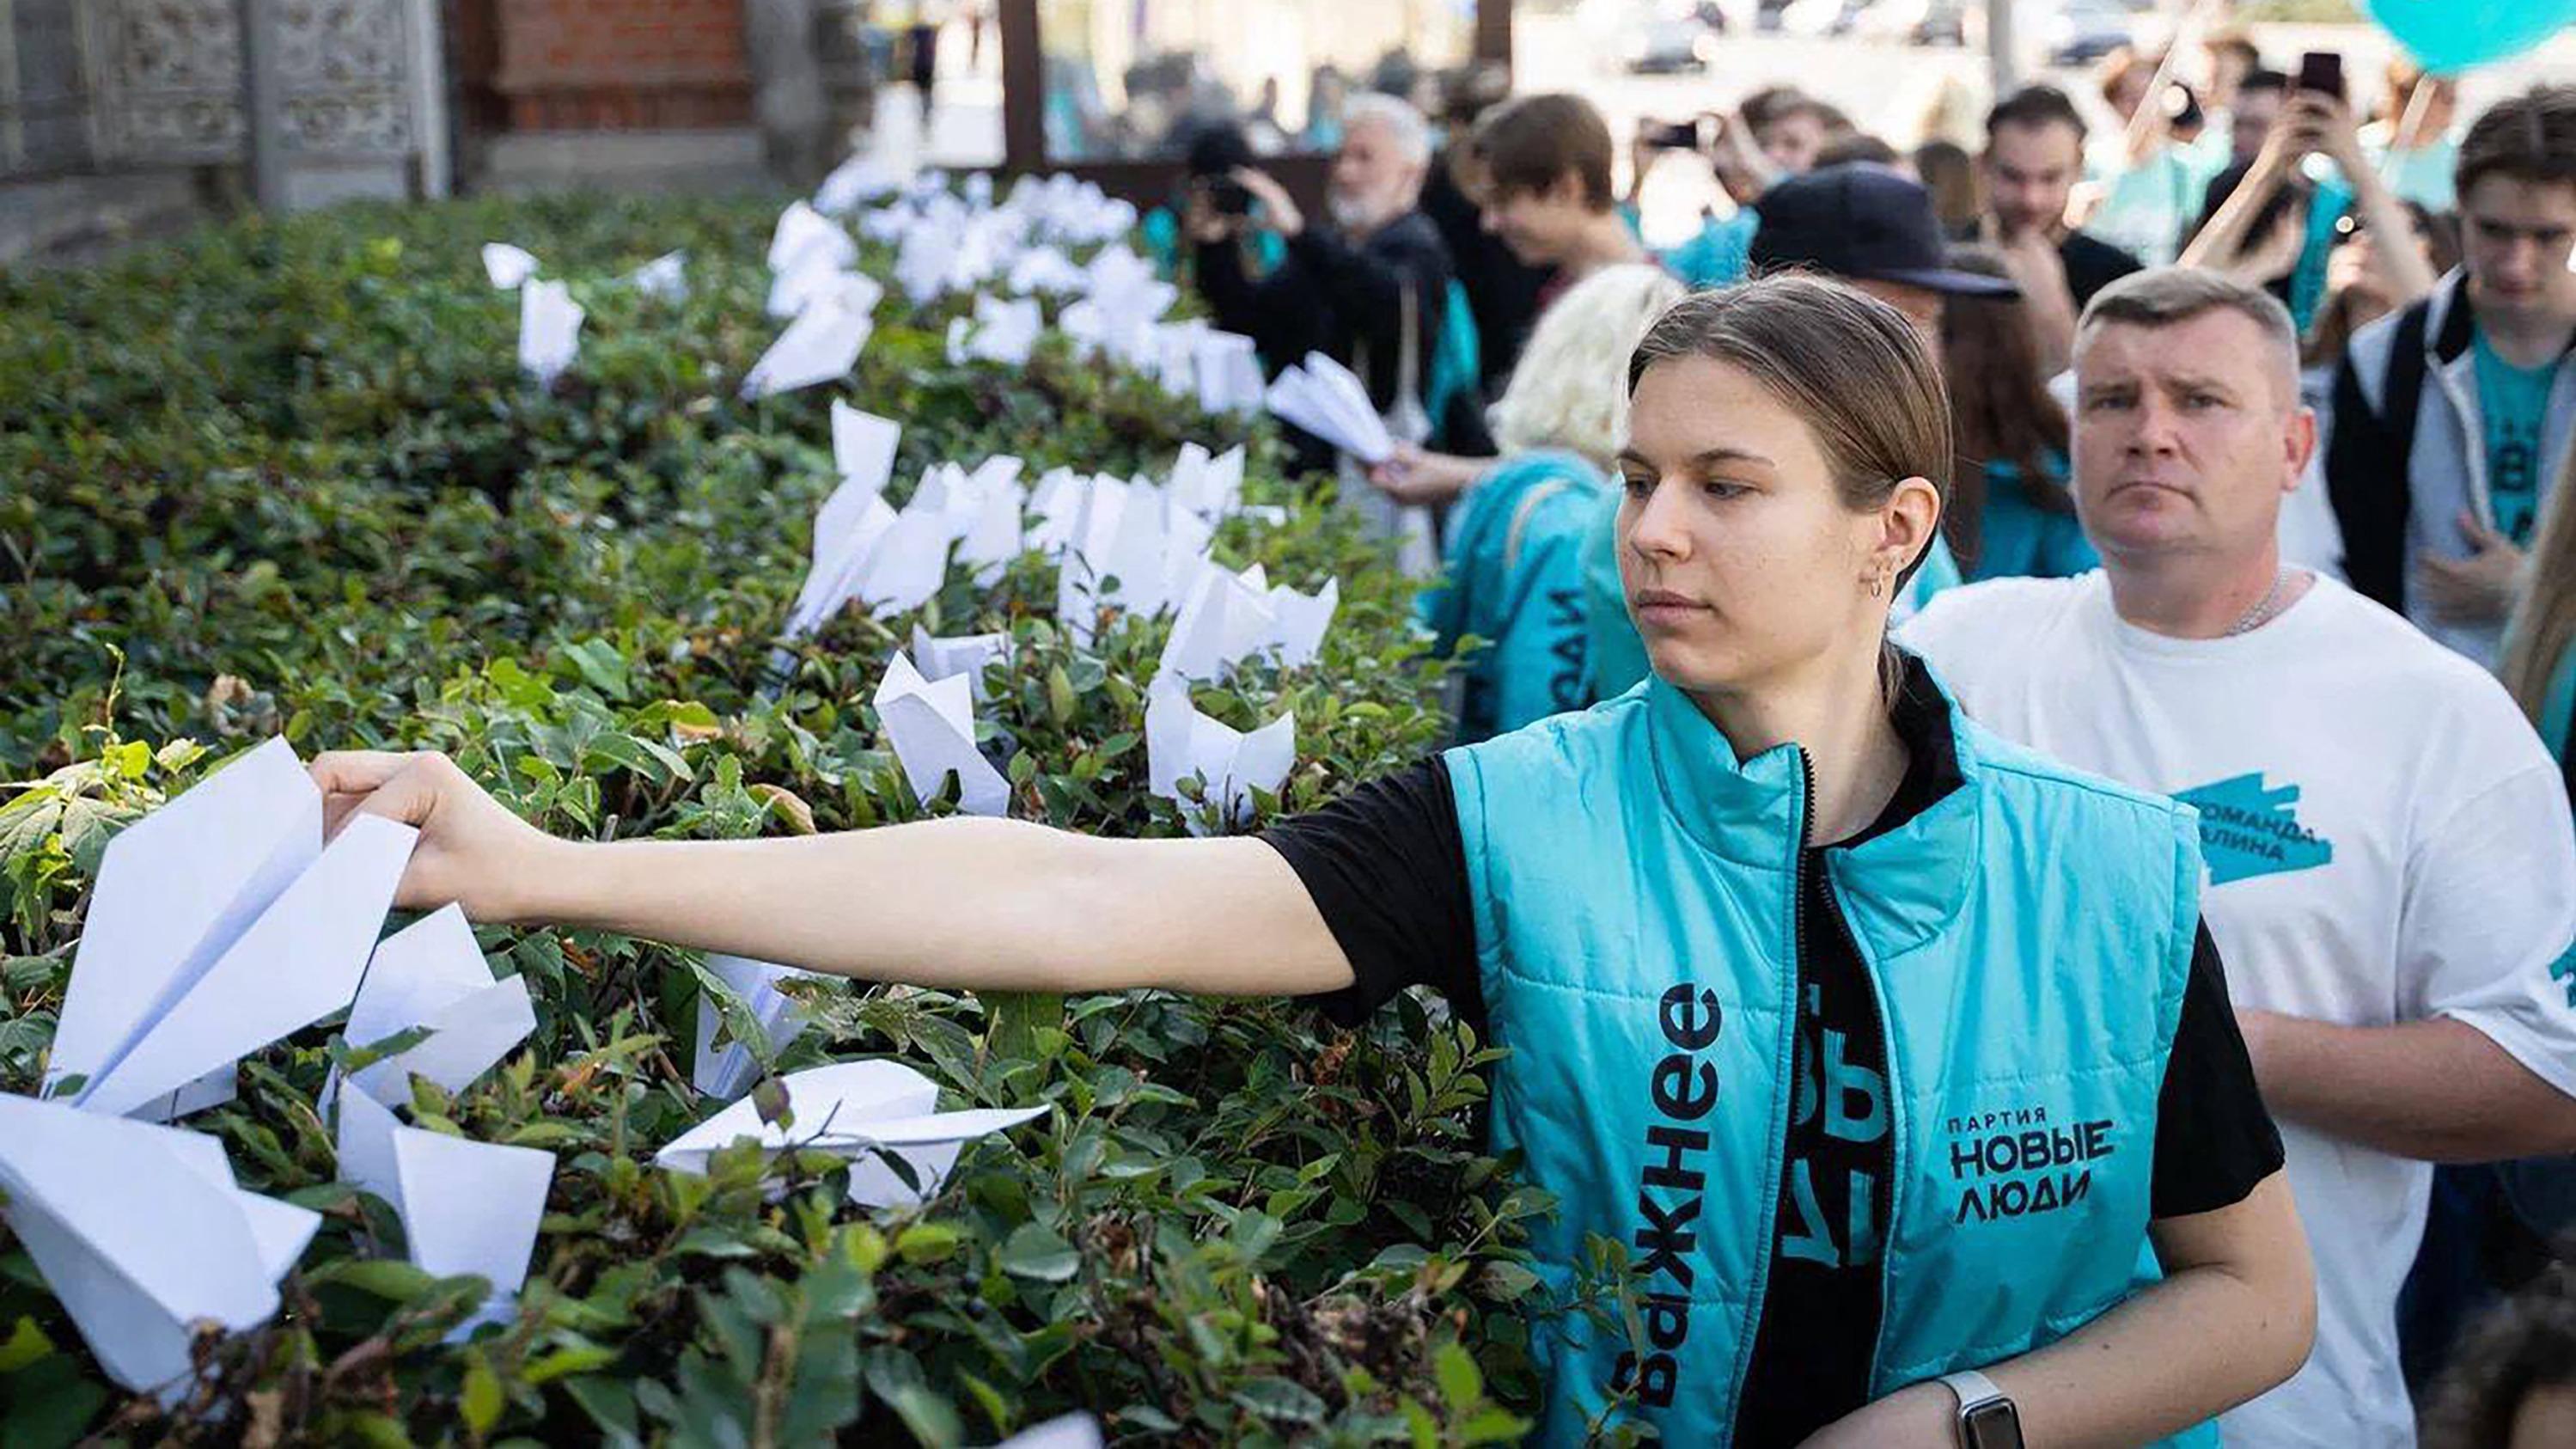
1938,1368,2005,1410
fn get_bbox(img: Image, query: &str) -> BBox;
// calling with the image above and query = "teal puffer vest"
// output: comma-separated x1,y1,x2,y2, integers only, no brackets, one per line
1444,671,2213,1446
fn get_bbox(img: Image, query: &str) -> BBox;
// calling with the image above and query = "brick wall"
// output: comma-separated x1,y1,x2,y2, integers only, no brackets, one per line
486,0,754,130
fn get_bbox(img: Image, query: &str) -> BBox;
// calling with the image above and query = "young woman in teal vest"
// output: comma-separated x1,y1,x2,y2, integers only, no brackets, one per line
314,277,2313,1447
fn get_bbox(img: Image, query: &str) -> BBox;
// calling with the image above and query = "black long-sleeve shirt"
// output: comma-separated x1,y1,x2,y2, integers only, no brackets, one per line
1194,210,1454,418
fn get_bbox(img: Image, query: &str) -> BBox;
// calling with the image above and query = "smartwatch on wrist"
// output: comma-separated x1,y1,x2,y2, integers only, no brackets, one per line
1938,1369,2024,1449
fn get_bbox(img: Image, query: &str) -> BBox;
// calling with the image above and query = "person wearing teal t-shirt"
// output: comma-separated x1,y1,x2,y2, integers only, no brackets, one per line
2475,331,2562,544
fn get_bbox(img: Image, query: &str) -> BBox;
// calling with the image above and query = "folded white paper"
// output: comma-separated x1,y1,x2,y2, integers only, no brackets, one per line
517,279,584,388
874,652,1010,816
1193,330,1267,415
815,154,911,215
854,503,955,614
1145,681,1295,835
654,1061,1045,1207
1006,245,1089,296
693,954,829,1101
997,1415,1106,1449
1157,565,1279,685
50,737,419,1122
340,905,535,1107
946,293,1043,367
742,297,873,400
768,253,882,321
1167,443,1246,522
831,400,902,495
626,249,688,302
0,1094,320,1397
1266,352,1394,464
767,199,858,277
481,242,538,290
787,488,899,639
1268,575,1339,669
337,1090,552,1335
911,626,1009,700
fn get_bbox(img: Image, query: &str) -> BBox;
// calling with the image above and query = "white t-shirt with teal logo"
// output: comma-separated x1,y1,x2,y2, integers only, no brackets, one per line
1902,571,2576,1449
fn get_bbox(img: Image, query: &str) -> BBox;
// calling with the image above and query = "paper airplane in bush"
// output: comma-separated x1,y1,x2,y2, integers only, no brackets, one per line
911,625,1009,700
481,242,538,289
946,293,1044,367
0,1094,320,1397
337,905,534,1107
1145,680,1295,835
832,400,901,494
654,1060,1045,1207
1157,563,1339,684
517,279,584,388
1192,331,1266,415
336,1090,553,1337
45,737,418,1122
1166,443,1246,521
1054,477,1215,645
814,153,911,215
767,199,858,278
626,249,688,302
742,294,874,400
1265,352,1393,464
693,954,827,1101
875,651,1010,816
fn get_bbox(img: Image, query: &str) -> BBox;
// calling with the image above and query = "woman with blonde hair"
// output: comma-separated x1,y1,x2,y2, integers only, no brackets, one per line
1370,262,1687,740
2500,443,2576,792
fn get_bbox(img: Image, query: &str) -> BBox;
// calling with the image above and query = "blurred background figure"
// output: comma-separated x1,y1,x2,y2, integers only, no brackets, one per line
1936,246,2097,582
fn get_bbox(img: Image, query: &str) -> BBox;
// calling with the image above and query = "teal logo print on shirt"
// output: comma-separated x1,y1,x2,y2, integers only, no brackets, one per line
2173,773,2335,886
2548,941,2576,1012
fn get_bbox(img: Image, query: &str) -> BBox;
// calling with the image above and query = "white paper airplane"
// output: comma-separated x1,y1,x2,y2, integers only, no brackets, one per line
626,250,688,302
339,905,535,1108
518,279,584,388
0,1094,320,1397
336,1090,552,1337
693,954,829,1102
874,652,1010,816
946,294,1043,367
1145,680,1296,835
831,400,902,494
742,296,873,399
1157,565,1280,685
653,1060,1046,1207
1166,443,1246,522
1265,352,1394,464
1193,331,1266,415
815,154,911,215
481,242,538,290
47,737,418,1122
767,199,858,277
911,627,1010,700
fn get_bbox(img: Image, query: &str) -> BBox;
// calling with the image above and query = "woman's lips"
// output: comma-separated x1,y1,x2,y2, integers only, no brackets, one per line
1631,590,1711,625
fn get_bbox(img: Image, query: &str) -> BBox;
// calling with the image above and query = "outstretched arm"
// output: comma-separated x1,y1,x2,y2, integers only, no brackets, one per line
312,750,1358,999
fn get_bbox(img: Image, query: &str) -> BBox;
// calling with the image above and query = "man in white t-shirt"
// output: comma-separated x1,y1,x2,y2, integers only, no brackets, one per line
1903,267,2576,1449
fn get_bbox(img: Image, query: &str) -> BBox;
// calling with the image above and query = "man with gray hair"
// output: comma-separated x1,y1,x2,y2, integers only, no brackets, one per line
1903,266,2576,1448
1187,92,1462,431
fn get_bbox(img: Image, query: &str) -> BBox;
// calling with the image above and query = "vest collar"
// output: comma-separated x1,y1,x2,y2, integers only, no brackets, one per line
1640,654,1982,958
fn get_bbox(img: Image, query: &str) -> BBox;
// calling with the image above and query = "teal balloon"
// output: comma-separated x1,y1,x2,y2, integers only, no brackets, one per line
2365,1,2576,73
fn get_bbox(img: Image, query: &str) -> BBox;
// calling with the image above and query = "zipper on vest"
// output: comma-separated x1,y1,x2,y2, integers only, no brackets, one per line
1726,748,1820,1440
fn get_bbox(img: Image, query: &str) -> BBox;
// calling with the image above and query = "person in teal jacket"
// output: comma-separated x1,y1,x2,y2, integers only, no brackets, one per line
1937,247,2101,582
316,277,2311,1447
1377,264,1688,742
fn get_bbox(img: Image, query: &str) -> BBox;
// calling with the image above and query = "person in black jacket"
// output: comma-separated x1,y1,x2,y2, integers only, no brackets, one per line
1187,94,1461,429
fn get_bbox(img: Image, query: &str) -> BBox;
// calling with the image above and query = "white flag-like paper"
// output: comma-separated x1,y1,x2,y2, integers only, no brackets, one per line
1145,680,1296,835
831,400,902,494
874,651,1010,816
0,1096,320,1397
1193,331,1266,415
654,1060,1045,1207
517,279,584,388
1158,565,1280,685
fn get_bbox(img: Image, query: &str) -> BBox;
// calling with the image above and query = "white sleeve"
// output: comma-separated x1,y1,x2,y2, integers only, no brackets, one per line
2400,761,2576,1099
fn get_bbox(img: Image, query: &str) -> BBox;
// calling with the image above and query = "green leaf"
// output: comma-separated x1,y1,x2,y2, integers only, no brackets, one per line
313,1257,441,1301
1433,1340,1483,1409
0,1316,55,1373
998,1223,1080,1282
461,1355,506,1434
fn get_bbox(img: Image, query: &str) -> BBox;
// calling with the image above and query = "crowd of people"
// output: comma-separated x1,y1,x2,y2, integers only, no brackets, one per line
315,34,2576,1449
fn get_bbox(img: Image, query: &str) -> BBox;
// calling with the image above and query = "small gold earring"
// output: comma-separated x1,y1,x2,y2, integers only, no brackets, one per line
1866,571,1885,600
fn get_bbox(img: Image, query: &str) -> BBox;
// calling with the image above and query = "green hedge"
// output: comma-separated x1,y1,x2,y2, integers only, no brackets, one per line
0,194,1601,1446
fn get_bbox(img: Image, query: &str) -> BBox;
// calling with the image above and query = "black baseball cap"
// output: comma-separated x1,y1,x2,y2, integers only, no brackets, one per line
1749,162,2018,297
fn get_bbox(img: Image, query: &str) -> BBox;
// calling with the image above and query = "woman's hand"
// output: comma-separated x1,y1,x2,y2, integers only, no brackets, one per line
1368,443,1482,507
2283,91,2368,185
309,749,569,922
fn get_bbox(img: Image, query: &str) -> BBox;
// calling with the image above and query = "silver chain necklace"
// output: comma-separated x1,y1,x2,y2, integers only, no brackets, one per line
2223,567,2295,637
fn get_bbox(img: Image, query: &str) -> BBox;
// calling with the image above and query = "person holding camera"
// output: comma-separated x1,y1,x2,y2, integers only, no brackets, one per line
1187,93,1462,436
